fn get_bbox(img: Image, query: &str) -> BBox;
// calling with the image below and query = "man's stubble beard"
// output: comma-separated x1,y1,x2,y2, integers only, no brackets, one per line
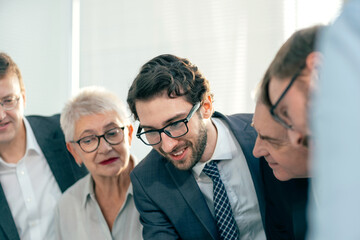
162,120,208,171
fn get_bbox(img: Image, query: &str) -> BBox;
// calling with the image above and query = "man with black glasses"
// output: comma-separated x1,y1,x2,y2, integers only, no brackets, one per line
257,25,324,240
126,54,293,240
0,52,87,240
262,25,324,148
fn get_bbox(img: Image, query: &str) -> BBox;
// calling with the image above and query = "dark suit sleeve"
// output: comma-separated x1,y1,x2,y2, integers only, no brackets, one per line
131,172,180,240
261,158,295,240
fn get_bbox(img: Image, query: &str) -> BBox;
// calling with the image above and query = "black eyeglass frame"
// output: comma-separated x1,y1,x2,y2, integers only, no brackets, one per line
136,102,201,146
71,127,125,153
269,66,304,129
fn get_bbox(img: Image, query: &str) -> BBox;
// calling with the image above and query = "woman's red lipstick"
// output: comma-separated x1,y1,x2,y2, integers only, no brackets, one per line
99,157,118,165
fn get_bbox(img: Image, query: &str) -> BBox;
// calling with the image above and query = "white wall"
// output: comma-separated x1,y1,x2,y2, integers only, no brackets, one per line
79,0,341,159
79,0,289,159
0,0,342,160
80,0,288,115
0,0,73,116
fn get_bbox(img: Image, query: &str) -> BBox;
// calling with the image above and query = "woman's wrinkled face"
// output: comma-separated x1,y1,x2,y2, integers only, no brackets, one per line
67,111,133,180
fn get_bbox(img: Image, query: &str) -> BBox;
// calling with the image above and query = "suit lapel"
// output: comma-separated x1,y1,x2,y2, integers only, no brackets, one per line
165,162,218,240
0,184,20,240
27,115,86,193
39,135,77,192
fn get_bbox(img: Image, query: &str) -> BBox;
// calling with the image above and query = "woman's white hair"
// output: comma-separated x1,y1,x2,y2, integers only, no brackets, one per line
60,86,130,142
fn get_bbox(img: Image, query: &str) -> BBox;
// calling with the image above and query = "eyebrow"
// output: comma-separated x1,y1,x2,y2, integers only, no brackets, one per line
251,122,281,143
258,133,280,142
103,122,120,130
1,94,17,99
78,129,95,138
140,112,187,130
78,122,120,137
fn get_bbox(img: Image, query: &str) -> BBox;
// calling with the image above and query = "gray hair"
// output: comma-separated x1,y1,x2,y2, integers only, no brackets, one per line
60,86,130,142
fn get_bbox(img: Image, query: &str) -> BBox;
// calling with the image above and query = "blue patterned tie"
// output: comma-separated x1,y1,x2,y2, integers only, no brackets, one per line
202,160,239,240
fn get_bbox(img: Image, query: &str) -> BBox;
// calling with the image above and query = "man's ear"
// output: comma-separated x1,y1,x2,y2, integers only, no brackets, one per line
306,51,322,71
201,95,214,119
288,129,307,148
67,142,82,166
21,91,26,109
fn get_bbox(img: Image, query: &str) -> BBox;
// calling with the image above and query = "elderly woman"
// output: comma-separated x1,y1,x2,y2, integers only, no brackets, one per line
55,86,142,240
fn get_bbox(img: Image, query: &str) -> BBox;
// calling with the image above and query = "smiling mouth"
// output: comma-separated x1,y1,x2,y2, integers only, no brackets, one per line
167,146,188,161
0,121,10,128
172,149,185,156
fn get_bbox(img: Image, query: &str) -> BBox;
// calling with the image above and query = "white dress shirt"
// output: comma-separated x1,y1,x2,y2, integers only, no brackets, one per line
55,174,143,240
0,117,62,240
192,118,265,240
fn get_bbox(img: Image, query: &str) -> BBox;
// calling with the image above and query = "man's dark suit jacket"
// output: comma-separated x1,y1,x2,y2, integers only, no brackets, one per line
131,112,299,240
0,114,88,240
262,158,309,240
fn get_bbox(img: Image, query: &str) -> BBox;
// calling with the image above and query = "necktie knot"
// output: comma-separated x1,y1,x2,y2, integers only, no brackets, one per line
202,160,220,180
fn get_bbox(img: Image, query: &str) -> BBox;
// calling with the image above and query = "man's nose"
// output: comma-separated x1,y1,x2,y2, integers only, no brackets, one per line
288,129,307,147
160,132,179,153
252,137,268,158
0,106,7,121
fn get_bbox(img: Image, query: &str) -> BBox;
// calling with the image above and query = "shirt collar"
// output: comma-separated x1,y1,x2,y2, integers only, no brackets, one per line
82,174,94,207
24,117,43,156
192,118,233,177
0,117,43,166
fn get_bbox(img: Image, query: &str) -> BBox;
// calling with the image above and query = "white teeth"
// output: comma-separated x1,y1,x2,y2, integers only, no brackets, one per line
173,150,184,156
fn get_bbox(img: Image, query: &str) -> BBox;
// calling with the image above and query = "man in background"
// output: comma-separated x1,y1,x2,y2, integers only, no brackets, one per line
253,77,309,181
0,52,87,240
252,26,323,239
264,25,323,148
252,79,309,239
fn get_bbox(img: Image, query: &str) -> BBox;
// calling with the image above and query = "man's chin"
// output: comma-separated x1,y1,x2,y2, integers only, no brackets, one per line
160,145,201,170
169,158,192,171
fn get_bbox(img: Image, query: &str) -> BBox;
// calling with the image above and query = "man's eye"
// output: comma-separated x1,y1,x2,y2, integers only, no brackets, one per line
2,98,15,106
279,108,288,117
168,120,185,130
269,142,282,149
144,130,158,137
